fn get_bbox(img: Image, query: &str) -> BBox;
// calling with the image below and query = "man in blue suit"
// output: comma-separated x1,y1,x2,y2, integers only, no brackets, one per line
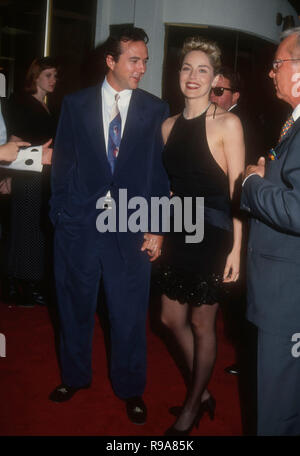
241,27,300,435
49,27,169,424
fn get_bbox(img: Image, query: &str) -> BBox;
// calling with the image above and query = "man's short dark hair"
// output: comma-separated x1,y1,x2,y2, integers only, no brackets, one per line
104,26,149,63
219,66,241,93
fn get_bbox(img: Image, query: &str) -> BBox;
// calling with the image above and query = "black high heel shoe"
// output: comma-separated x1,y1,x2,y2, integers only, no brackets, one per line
169,396,216,419
165,396,216,436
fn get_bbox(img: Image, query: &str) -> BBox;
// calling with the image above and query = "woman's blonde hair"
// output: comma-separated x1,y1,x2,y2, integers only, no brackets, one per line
181,36,221,75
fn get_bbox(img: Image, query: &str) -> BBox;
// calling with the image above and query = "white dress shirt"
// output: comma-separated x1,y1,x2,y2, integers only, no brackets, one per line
101,77,132,153
292,103,300,122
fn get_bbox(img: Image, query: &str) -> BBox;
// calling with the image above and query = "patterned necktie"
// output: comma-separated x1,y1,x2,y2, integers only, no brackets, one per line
108,93,121,173
278,115,294,143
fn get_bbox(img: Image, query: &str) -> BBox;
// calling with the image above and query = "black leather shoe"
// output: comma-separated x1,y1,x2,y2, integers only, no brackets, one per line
49,383,90,403
126,396,147,425
224,363,240,375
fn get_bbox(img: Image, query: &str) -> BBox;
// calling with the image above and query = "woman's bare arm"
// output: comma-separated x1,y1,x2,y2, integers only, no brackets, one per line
222,113,245,282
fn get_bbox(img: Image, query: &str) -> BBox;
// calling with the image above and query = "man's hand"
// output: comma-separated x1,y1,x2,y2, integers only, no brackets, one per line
244,156,265,180
0,141,31,162
42,139,53,165
141,233,163,262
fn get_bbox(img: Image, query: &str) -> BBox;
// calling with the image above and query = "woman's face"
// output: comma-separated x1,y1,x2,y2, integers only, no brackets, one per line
179,50,217,99
35,67,57,94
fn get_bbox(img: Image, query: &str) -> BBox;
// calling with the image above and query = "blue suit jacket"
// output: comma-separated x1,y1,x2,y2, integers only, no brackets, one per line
241,117,300,336
50,84,170,258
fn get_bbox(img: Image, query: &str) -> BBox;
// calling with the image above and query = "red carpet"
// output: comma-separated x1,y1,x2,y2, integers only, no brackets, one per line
0,298,242,436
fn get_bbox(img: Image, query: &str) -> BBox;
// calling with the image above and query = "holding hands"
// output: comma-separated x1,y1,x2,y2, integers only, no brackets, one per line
141,233,163,262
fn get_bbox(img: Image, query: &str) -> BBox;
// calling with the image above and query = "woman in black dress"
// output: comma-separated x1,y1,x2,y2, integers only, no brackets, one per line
6,57,58,306
158,37,245,435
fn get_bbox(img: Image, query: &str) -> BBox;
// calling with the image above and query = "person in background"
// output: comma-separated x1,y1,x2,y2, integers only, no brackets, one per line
210,67,240,112
210,66,264,165
0,95,51,300
210,68,264,385
5,57,58,307
211,68,244,377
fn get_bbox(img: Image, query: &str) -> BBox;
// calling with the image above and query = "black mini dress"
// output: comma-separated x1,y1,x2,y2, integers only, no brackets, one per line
156,106,233,306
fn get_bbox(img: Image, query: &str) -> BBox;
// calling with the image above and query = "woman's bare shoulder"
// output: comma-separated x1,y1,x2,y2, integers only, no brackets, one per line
223,111,243,131
209,105,242,129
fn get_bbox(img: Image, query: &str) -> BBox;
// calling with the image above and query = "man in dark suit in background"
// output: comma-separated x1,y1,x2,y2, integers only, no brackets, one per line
49,27,169,425
211,68,264,433
241,27,300,435
210,69,261,384
210,67,241,114
210,67,264,166
211,68,243,377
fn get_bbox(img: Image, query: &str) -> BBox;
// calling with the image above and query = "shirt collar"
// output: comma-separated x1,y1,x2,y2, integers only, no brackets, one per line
228,104,237,112
102,77,132,101
292,104,300,122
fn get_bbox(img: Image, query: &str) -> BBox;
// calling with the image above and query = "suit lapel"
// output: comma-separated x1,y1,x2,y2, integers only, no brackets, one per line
114,89,146,175
81,85,112,176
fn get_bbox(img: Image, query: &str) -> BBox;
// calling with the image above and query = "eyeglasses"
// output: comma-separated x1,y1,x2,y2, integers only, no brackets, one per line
272,58,300,72
211,87,234,96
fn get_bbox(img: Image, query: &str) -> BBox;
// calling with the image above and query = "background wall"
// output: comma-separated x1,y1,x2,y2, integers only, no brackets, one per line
95,0,299,97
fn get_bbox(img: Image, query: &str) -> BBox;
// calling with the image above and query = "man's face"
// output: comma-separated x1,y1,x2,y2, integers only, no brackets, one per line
106,40,148,91
269,34,300,108
210,75,239,111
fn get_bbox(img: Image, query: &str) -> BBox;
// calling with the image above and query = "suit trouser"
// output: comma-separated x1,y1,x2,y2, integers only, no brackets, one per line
257,328,300,435
54,221,151,399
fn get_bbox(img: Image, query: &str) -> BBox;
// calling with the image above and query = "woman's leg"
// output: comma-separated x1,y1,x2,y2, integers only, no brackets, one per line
161,294,194,373
172,302,219,431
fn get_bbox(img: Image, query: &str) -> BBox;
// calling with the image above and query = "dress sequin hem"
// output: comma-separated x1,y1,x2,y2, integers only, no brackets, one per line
154,263,230,306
